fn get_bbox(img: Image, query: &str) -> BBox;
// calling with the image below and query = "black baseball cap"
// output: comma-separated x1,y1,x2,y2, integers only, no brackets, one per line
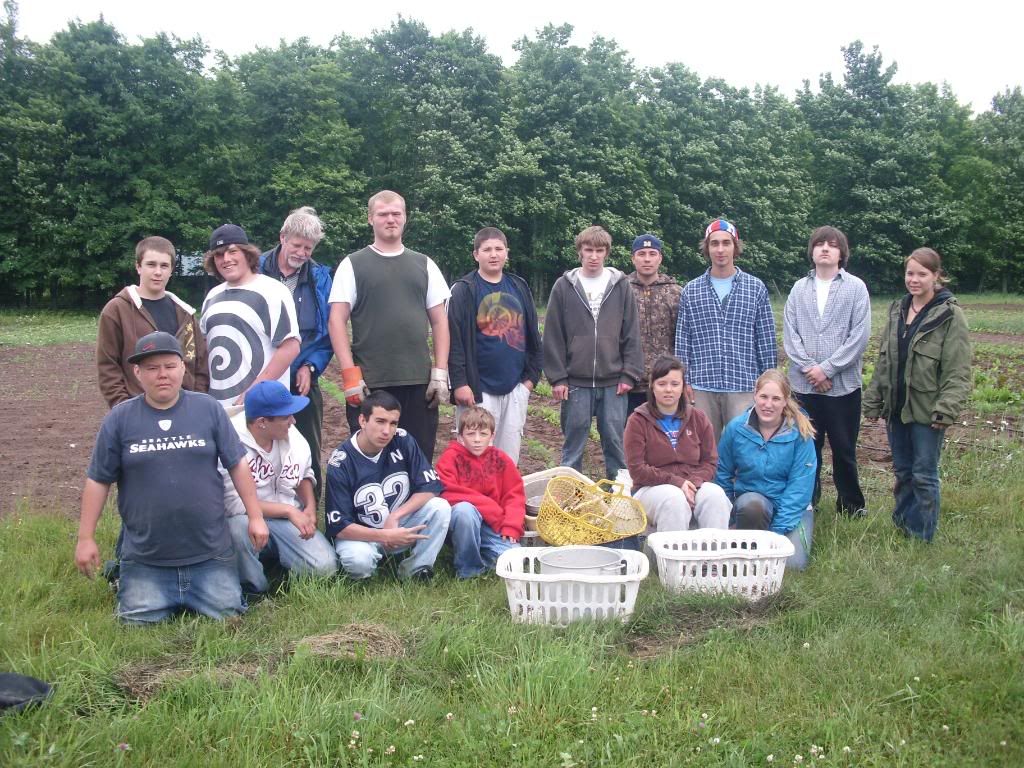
209,223,249,250
127,331,183,364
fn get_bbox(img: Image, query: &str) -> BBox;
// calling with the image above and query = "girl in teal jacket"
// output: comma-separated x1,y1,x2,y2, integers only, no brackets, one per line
715,369,817,569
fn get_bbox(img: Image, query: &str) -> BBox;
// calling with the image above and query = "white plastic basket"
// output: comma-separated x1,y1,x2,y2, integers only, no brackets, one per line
496,546,649,626
646,529,794,600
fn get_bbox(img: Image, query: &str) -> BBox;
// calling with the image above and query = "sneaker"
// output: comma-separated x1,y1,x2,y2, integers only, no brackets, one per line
409,566,434,583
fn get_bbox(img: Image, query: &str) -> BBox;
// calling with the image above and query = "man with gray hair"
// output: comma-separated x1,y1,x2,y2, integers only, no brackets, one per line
260,206,334,499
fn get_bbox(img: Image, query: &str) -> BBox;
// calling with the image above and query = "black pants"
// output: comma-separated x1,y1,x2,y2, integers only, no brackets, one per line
346,383,439,463
292,379,324,502
627,390,647,416
796,388,865,514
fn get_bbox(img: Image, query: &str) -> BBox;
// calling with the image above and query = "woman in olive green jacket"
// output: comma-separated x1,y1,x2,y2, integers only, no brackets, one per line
863,248,972,541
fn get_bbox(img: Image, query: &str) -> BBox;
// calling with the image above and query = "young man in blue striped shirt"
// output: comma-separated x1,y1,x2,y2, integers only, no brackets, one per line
782,226,871,517
674,218,777,441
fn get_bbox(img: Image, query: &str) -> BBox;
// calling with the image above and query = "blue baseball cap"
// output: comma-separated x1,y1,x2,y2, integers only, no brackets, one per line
244,381,309,420
631,233,663,254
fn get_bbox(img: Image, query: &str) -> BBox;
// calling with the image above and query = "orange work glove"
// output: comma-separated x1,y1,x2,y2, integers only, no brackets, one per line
342,366,370,406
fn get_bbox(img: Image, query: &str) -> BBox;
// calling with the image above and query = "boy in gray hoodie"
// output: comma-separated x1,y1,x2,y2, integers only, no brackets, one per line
543,226,643,479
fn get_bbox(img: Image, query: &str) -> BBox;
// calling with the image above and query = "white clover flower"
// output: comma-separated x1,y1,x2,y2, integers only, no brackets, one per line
766,755,774,763
404,719,415,726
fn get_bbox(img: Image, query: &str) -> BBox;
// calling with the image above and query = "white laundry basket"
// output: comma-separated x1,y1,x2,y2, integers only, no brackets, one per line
646,529,794,600
496,547,649,626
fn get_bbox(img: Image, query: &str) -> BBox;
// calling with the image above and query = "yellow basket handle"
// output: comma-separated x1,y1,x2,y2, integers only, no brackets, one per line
595,478,627,496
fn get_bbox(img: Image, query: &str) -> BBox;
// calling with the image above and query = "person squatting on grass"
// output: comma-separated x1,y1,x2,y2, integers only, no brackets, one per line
76,332,269,624
200,224,301,406
542,225,644,479
221,381,337,595
862,248,972,542
783,226,871,518
624,356,731,533
447,227,543,464
325,391,451,581
715,369,817,570
97,236,208,408
436,406,525,579
674,218,778,441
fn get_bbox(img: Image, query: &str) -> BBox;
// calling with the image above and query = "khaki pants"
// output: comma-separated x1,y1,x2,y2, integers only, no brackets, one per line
692,390,753,442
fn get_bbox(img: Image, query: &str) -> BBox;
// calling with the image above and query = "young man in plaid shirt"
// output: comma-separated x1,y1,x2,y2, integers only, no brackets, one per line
674,218,777,440
783,226,871,517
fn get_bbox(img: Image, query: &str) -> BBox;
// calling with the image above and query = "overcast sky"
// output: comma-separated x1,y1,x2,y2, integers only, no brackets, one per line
17,0,1023,113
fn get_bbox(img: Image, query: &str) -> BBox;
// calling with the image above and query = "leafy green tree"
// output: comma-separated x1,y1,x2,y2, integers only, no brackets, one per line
0,1,65,303
970,88,1024,292
796,42,967,290
227,39,365,257
638,65,813,284
334,19,506,270
505,25,657,283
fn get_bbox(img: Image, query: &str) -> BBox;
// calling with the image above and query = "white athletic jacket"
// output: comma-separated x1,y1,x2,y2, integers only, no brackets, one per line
222,408,315,518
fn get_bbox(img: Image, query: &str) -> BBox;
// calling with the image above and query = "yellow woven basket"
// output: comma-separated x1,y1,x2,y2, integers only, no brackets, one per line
536,477,647,546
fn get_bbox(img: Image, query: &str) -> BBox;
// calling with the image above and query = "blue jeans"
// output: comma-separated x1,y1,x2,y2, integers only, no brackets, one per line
732,492,814,571
228,516,338,594
117,552,245,624
560,384,628,479
334,497,451,579
449,502,520,578
887,420,944,542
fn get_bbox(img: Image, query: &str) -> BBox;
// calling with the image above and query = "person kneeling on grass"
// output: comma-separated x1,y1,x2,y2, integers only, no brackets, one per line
714,369,817,570
624,355,730,532
75,332,269,624
325,391,451,581
437,406,524,578
221,381,337,595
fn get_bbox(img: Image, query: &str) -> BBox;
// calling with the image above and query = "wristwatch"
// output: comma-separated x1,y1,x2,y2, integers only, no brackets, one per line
305,363,316,375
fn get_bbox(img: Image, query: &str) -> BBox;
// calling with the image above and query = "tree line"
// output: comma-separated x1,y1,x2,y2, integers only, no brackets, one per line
1,3,1022,308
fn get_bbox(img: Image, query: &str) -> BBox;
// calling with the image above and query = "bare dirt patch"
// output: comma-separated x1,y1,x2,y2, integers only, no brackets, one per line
0,341,604,518
970,331,1024,345
0,343,108,516
2,338,1015,520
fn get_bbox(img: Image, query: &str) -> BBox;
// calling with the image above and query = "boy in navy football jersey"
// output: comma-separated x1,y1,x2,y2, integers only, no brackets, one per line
325,391,451,580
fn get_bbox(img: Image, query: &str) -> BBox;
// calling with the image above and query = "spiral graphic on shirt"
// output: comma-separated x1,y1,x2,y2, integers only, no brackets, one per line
202,289,281,402
476,291,526,351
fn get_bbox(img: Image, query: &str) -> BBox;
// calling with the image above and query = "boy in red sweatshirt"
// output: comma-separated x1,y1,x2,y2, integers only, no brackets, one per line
437,406,525,578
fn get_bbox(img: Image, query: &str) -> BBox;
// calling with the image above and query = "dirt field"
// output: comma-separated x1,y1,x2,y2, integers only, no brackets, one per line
0,332,1015,518
0,346,594,516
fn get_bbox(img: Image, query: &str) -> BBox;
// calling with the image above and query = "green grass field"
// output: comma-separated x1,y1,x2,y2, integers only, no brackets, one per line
1,303,1022,766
